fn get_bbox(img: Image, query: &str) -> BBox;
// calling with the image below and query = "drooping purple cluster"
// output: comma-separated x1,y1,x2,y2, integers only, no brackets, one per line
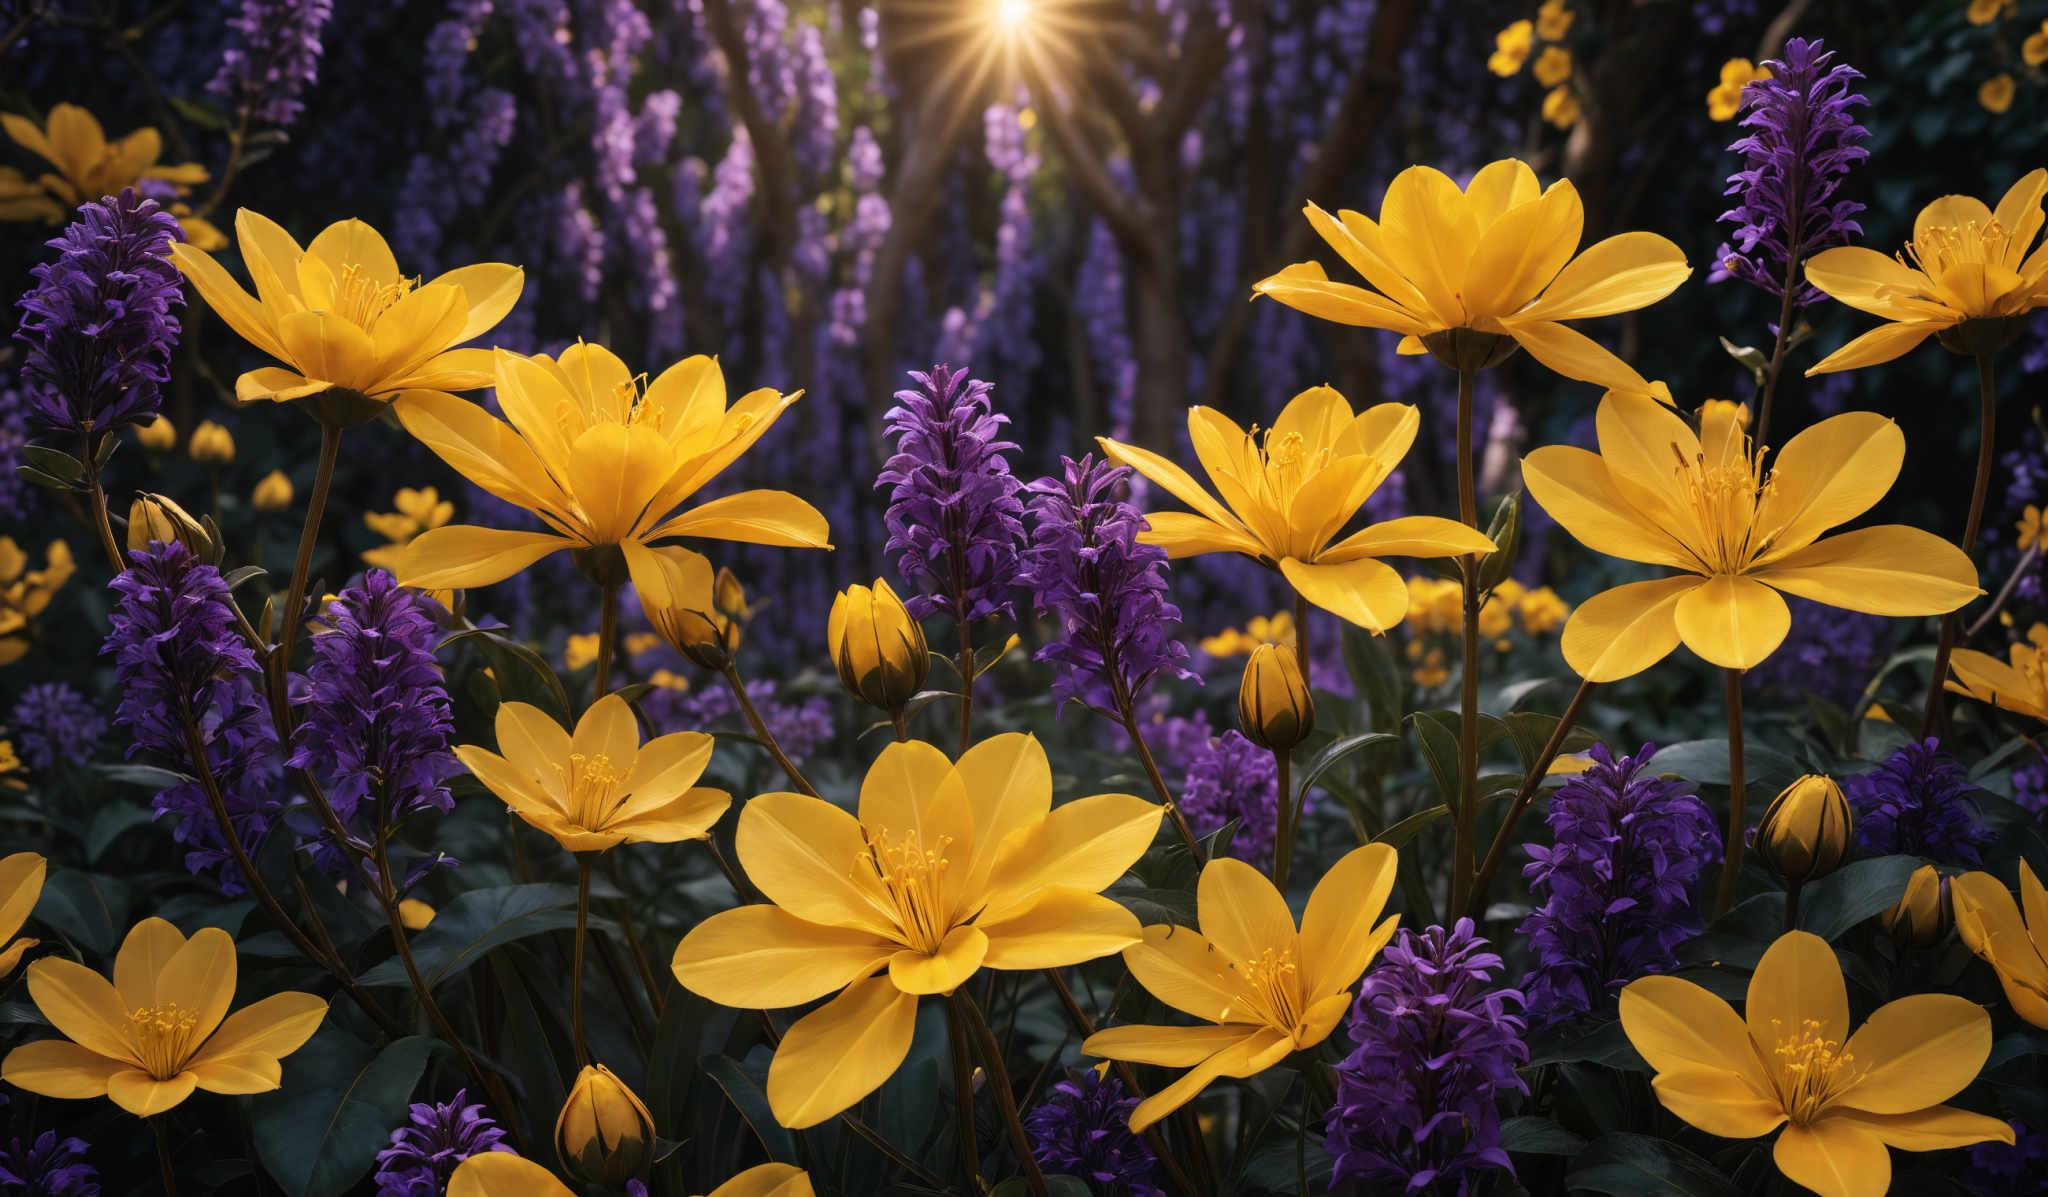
208,0,334,126
290,571,457,834
878,364,1025,625
103,542,280,894
1178,729,1282,866
1743,597,1890,709
1716,38,1869,308
1325,919,1529,1196
1021,455,1195,714
6,683,104,772
14,189,185,442
1846,738,1991,866
1023,1071,1167,1197
1518,743,1719,1027
1965,1120,2048,1196
371,1089,513,1197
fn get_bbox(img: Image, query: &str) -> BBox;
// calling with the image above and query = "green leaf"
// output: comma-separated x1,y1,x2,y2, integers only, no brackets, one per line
1376,804,1449,848
1501,711,1598,775
1566,1132,1741,1197
1500,1115,1588,1156
1798,855,1925,941
82,802,151,863
1525,1019,1647,1070
34,870,129,954
251,1031,439,1197
701,1053,797,1163
1340,624,1404,735
1294,732,1397,801
92,762,190,790
358,883,578,988
1646,739,1803,788
18,445,85,483
441,627,572,724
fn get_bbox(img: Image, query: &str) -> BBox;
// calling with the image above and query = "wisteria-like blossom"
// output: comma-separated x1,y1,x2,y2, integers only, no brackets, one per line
7,682,104,772
209,0,335,126
1178,728,1282,866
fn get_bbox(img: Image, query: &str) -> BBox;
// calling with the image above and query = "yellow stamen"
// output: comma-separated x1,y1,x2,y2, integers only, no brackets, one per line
127,1002,202,1080
864,829,954,955
1226,947,1304,1032
330,263,414,331
1669,437,1774,574
1770,1017,1864,1123
556,751,624,830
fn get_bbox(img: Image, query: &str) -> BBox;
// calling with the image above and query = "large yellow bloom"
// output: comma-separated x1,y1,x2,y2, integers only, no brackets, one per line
451,1154,811,1197
1099,386,1496,630
394,344,830,591
0,103,223,247
1620,930,2010,1197
1083,844,1399,1132
1947,626,2048,724
1522,394,1979,681
456,694,729,853
1805,169,2048,372
1252,159,1689,390
170,209,523,407
0,918,327,1116
1953,861,2048,1029
672,733,1162,1129
0,851,45,977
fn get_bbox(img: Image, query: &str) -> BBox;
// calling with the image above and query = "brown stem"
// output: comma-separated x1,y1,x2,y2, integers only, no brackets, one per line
271,423,342,708
1040,969,1204,1197
1120,707,1204,863
944,997,982,1185
1450,368,1480,917
1922,354,1999,741
193,108,251,219
1272,750,1295,891
953,991,1051,1197
153,1117,179,1197
1752,253,1803,450
82,431,124,572
571,854,593,1067
1293,592,1311,696
1468,678,1596,919
1714,667,1749,919
1967,543,2040,641
891,710,910,742
956,622,975,756
720,665,820,796
594,581,620,700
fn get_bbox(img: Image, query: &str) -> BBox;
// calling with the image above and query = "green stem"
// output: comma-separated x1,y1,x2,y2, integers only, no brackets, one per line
1294,592,1311,695
891,710,910,742
1752,251,1803,450
153,1118,179,1197
82,431,123,572
1120,702,1204,863
1714,667,1749,920
1451,368,1480,917
953,991,1051,1197
572,854,592,1068
944,997,982,1185
956,621,975,756
594,582,620,700
272,423,342,697
1921,353,1999,741
1467,679,1595,920
1272,749,1295,891
721,665,821,796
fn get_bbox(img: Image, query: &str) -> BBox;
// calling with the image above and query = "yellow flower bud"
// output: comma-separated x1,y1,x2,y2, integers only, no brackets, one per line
1487,20,1532,76
189,420,235,465
252,470,294,511
639,549,743,671
1880,865,1952,947
1237,643,1313,753
1542,84,1581,129
1980,73,2016,115
828,579,929,713
126,493,214,558
135,416,176,451
555,1063,654,1186
1535,0,1573,39
1754,774,1854,885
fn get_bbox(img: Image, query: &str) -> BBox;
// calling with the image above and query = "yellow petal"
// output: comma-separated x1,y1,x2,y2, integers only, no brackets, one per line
1097,436,1249,535
1805,321,1939,376
154,925,238,1046
449,1153,575,1197
492,701,573,788
857,740,961,848
1756,413,1905,553
107,1069,198,1116
1673,574,1790,671
1083,1022,1267,1067
953,734,1055,899
1831,1105,2016,1151
1127,1028,1292,1133
277,310,383,392
673,906,894,1008
977,888,1143,970
1250,263,1433,334
648,489,833,548
306,217,400,285
0,852,43,949
736,793,896,937
569,422,677,543
619,730,717,806
572,693,641,772
1463,177,1583,318
1376,165,1477,325
1520,445,1694,570
112,915,187,1012
1,1038,125,1099
371,283,467,378
397,526,569,590
1279,555,1407,630
705,1163,816,1197
1521,231,1691,321
236,367,325,404
1803,248,1937,320
1463,160,1542,228
886,925,988,995
1650,1066,1789,1139
1122,924,1242,1023
609,786,730,843
1832,994,1992,1115
1300,202,1433,313
765,975,918,1129
1298,843,1399,1000
1321,516,1497,563
1561,576,1697,682
1139,511,1268,559
428,263,525,345
1618,974,1764,1083
1772,1118,1889,1197
982,793,1161,921
1500,316,1654,392
168,242,289,361
392,387,562,515
1753,526,1979,616
26,958,137,1064
1747,931,1850,1083
1196,857,1297,968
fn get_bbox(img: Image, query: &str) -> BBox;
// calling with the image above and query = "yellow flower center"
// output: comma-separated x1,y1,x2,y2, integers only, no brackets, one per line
1670,441,1773,574
1770,1018,1865,1124
556,751,624,831
1240,426,1381,559
127,1002,202,1080
1902,219,2007,284
329,263,415,332
865,829,954,955
1226,947,1304,1033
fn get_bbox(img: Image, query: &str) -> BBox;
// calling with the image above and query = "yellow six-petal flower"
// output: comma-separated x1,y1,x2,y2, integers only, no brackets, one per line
0,103,223,247
1953,861,2048,1030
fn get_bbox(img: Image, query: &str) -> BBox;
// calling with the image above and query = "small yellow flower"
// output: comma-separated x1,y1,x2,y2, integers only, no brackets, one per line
0,852,45,976
0,539,74,666
1533,45,1572,87
1413,647,1450,689
1536,0,1573,39
649,668,691,691
251,470,294,512
0,104,222,247
0,918,327,1116
556,1064,654,1185
2026,22,2048,66
1517,585,1569,636
450,1155,812,1197
635,545,746,670
1406,576,1463,635
1953,861,2048,1028
564,633,601,673
1969,0,2015,24
1084,844,1399,1131
1620,930,2011,1197
189,420,235,465
1542,84,1582,129
134,416,176,451
1707,59,1770,122
1198,612,1294,657
1980,73,2016,114
2019,504,2042,551
1487,20,1533,76
363,487,456,573
1881,865,1952,947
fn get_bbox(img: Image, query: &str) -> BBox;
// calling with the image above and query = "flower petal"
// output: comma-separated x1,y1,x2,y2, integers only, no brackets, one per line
1321,516,1497,563
1752,527,1980,616
1755,413,1905,553
886,925,988,995
1803,248,1937,320
1805,321,1939,376
1251,262,1433,334
1748,931,1849,1093
1464,178,1583,318
449,1153,575,1197
1500,316,1653,392
736,793,897,937
765,975,918,1130
648,490,833,548
1832,994,1992,1115
953,733,1055,901
107,1069,198,1116
1301,202,1433,313
1122,924,1242,1023
1831,1105,2016,1151
0,852,42,953
857,740,963,851
1298,843,1400,1001
277,310,381,393
155,925,237,1046
1649,1066,1788,1139
1377,165,1477,325
1618,974,1765,1085
429,263,525,345
707,1163,816,1197
169,242,287,361
1673,574,1791,671
397,526,570,590
977,889,1143,970
1279,556,1407,631
1772,1118,1889,1197
26,958,137,1064
1197,857,1297,969
0,1038,125,1099
1126,1028,1292,1133
1097,436,1250,536
1140,512,1268,559
1521,444,1694,570
186,992,326,1078
1083,1022,1267,1068
1560,576,1697,682
672,906,893,1009
112,915,186,1011
982,793,1162,922
1520,231,1691,321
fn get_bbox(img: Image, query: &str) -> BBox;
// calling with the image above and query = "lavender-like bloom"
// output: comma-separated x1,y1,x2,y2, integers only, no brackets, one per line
1846,738,1992,866
1716,38,1869,307
0,1131,98,1197
14,189,185,442
1518,743,1719,1028
7,683,104,772
1325,919,1529,1196
290,571,458,830
209,0,334,126
1023,1071,1167,1197
664,679,834,766
372,1089,512,1197
104,542,280,893
0,380,39,525
1744,597,1889,709
1178,730,1281,866
1020,455,1195,713
878,364,1025,624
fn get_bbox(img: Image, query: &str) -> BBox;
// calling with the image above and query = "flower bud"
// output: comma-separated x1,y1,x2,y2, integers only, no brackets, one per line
135,416,176,451
1238,643,1313,752
127,493,215,559
189,420,235,465
637,546,739,670
1754,774,1854,885
252,470,294,511
1880,865,1953,947
828,579,929,713
555,1063,654,1186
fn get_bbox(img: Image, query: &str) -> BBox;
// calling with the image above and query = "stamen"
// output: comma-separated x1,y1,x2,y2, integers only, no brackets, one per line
126,1002,201,1080
329,263,414,330
1769,1017,1863,1124
555,751,623,830
864,828,954,955
1223,947,1303,1032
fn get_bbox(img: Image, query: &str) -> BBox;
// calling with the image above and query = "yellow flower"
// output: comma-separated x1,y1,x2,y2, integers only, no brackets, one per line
2025,21,2048,66
1237,644,1313,752
0,918,327,1116
450,1154,811,1197
0,539,74,666
1083,844,1399,1131
251,470,294,511
394,344,829,592
1980,73,2016,114
0,742,23,790
1532,45,1572,87
189,420,235,465
671,734,1161,1129
1253,160,1688,390
649,668,691,691
1535,0,1573,39
1487,20,1532,76
1620,930,2010,1197
397,898,436,930
1100,387,1494,630
456,694,729,853
1953,861,2048,1028
1969,0,2014,23
1805,169,2048,372
1708,58,1770,121
363,487,455,573
0,852,45,976
1406,576,1463,635
556,1063,654,1185
1518,585,1569,635
1753,775,1854,884
170,209,523,408
1521,394,1978,680
1541,85,1581,129
0,104,223,247
1946,626,2048,723
829,578,930,714
2020,504,2043,551
563,633,601,673
134,416,176,451
128,494,213,558
1881,865,1952,947
1198,612,1294,657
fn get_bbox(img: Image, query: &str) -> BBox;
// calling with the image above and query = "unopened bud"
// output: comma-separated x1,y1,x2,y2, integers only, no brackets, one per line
829,579,929,713
556,1063,654,1186
1754,774,1854,885
1238,643,1313,753
1880,865,1953,947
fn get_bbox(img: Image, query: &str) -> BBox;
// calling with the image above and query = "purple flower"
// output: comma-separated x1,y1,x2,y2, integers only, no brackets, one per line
14,189,185,443
1846,738,1991,866
1178,729,1282,866
877,364,1025,625
7,683,104,772
372,1089,512,1197
103,542,280,893
0,1130,97,1197
1023,1071,1167,1197
1717,38,1869,308
1020,455,1195,714
1518,743,1719,1028
0,379,40,525
661,679,834,766
1325,919,1529,1196
1743,596,1890,709
1965,1120,2048,1196
209,0,334,126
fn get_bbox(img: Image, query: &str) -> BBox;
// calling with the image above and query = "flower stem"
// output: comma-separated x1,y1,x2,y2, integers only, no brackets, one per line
1119,702,1204,863
1783,878,1804,935
594,582,620,700
1467,678,1595,919
943,996,982,1185
1272,749,1295,891
153,1117,179,1197
891,710,910,742
956,620,975,756
1451,367,1481,918
1039,969,1204,1197
1294,592,1311,695
1714,667,1749,919
273,422,341,687
1752,252,1804,450
1921,353,1999,741
720,664,820,796
952,991,1051,1197
81,430,123,572
571,853,592,1068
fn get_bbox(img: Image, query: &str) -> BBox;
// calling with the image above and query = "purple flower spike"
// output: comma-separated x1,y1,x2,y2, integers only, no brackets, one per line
210,0,335,127
1024,1071,1167,1197
372,1089,513,1197
878,363,1024,625
1846,738,1991,866
1178,729,1293,867
1716,38,1870,308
